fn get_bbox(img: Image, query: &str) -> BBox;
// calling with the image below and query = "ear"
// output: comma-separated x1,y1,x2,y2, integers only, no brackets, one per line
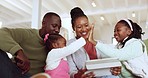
127,29,132,36
74,28,77,32
52,43,58,48
42,21,46,28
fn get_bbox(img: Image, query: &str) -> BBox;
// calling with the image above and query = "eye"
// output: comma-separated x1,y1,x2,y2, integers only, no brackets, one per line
85,24,88,27
52,24,56,27
117,29,121,32
76,25,82,28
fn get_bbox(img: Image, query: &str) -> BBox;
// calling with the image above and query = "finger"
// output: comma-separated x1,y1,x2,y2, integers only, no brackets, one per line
17,62,24,68
110,67,114,70
86,72,95,78
82,68,87,72
22,61,30,73
112,70,121,76
17,61,27,72
79,68,87,74
21,64,29,74
90,73,95,77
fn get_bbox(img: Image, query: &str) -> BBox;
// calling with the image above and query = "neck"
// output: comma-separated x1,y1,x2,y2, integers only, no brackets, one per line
39,29,44,39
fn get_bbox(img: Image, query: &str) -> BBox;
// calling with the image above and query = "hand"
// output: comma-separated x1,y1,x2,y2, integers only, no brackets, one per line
88,23,97,46
74,69,87,78
110,67,121,76
15,49,30,74
81,71,95,78
74,68,95,78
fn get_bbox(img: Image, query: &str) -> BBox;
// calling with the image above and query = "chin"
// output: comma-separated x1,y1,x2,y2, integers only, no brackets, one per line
83,36,88,40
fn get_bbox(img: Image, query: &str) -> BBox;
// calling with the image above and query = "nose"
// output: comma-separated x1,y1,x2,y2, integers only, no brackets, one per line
82,26,87,31
114,31,117,37
54,27,60,33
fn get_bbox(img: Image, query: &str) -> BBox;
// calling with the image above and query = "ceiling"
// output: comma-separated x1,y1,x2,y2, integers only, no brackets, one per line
0,0,148,29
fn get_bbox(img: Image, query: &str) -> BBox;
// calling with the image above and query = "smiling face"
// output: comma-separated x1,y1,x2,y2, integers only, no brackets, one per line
40,14,61,38
114,22,132,43
73,16,91,39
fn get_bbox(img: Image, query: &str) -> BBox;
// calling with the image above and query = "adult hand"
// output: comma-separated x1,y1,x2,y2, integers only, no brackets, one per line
15,49,30,74
88,23,97,46
110,66,121,76
81,71,95,78
74,69,86,78
74,68,95,78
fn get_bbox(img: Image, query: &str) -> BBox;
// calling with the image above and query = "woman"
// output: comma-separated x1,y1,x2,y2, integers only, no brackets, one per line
66,7,120,78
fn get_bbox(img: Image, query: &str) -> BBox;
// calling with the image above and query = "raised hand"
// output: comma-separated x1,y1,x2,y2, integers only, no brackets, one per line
88,23,97,46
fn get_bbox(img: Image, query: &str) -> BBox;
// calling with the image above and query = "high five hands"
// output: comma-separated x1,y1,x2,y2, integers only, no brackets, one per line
88,23,121,76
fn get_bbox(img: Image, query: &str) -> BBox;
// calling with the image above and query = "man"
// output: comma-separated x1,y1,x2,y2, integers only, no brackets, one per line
0,12,61,78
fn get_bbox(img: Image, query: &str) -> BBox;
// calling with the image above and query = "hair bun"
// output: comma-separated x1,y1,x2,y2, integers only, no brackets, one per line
70,7,85,19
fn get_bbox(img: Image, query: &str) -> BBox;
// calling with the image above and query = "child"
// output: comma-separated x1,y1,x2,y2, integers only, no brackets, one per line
89,19,148,78
43,33,86,78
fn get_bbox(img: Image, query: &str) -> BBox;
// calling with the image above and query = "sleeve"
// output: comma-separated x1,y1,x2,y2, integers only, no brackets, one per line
66,55,78,78
46,37,86,62
0,28,30,55
95,40,143,61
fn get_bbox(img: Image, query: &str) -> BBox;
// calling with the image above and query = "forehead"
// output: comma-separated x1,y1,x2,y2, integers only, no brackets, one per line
49,15,61,23
115,22,128,29
75,16,88,24
57,37,66,43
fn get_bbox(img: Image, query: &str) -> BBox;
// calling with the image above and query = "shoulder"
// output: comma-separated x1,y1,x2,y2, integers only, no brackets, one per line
125,38,142,46
0,27,37,32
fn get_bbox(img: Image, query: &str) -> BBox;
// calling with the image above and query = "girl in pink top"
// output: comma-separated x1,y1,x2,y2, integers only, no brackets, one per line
44,33,86,78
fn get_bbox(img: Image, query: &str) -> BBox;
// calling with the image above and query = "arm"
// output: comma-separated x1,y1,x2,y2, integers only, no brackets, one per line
46,37,86,61
0,28,31,73
0,28,30,55
95,40,143,60
88,25,143,61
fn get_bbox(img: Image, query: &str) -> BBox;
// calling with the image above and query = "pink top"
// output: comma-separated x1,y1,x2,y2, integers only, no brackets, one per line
45,59,70,78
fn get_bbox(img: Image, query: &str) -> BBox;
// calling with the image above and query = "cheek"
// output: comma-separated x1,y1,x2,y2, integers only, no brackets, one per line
75,28,81,34
46,26,52,32
87,26,91,31
75,29,81,38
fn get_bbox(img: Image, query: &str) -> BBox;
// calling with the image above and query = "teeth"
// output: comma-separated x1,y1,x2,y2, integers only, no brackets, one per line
114,36,118,38
82,32,87,35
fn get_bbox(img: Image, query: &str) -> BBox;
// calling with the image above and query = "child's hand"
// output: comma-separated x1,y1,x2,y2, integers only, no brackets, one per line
110,66,121,76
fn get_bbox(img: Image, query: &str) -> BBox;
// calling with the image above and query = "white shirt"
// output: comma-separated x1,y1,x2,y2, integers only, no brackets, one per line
45,37,86,70
95,38,143,61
